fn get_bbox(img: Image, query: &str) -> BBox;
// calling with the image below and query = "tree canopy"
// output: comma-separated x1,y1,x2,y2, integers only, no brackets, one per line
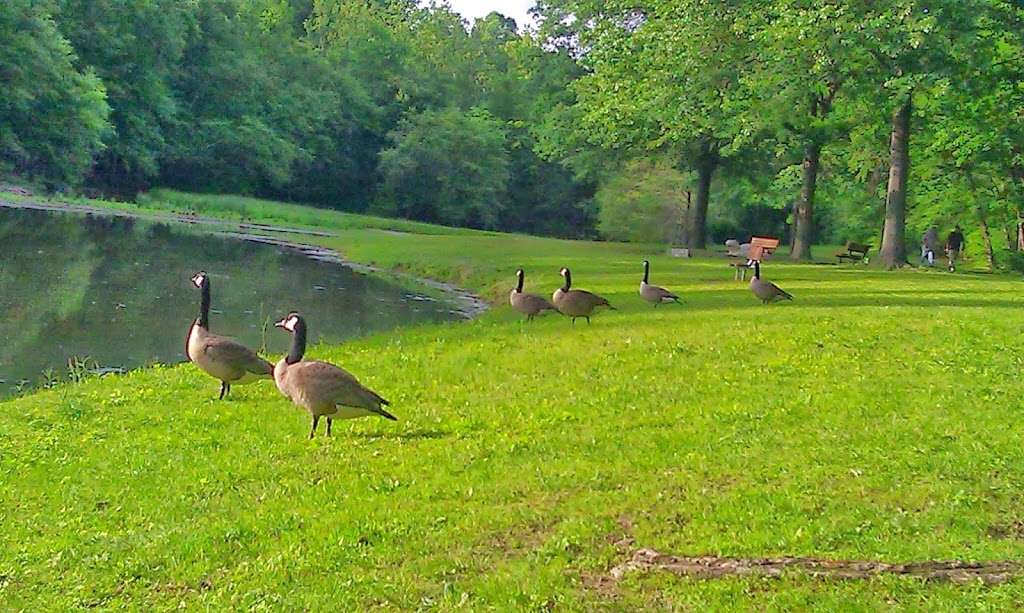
2,0,1023,260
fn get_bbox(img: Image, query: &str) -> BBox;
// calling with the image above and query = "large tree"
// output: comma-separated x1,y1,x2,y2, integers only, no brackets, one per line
856,0,987,269
738,2,872,260
536,0,754,249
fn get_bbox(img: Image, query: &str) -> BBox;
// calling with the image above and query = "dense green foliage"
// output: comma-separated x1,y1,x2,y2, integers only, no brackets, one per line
538,0,1024,264
0,0,109,185
0,0,593,235
3,0,1024,255
4,196,1024,608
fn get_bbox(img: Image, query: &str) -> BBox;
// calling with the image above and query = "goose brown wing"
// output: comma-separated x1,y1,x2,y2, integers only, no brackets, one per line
648,284,677,300
769,283,793,300
204,335,273,375
521,293,556,311
289,360,388,409
572,289,610,307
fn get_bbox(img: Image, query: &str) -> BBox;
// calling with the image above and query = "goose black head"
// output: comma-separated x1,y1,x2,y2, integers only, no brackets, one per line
191,271,209,288
275,311,303,333
516,268,524,278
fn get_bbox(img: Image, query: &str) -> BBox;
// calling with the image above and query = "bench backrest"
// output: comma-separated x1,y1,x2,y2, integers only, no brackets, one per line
749,236,781,261
846,241,870,254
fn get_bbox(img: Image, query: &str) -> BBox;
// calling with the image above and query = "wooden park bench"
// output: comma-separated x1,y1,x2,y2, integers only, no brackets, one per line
835,241,871,264
729,236,780,281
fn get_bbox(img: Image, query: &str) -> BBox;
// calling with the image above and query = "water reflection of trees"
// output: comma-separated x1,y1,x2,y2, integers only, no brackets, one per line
0,209,454,395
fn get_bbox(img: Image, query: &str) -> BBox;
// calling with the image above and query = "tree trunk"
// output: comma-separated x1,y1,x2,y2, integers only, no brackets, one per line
687,152,717,250
879,95,912,269
790,141,821,261
979,208,995,271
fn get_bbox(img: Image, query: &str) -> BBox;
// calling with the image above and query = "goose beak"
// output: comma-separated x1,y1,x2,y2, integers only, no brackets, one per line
274,318,287,329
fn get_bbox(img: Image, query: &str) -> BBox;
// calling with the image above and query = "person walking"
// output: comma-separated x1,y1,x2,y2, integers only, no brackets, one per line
945,225,965,272
921,226,939,266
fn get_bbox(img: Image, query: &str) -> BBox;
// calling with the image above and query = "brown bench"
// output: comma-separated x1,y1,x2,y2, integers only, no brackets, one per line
729,236,780,280
836,241,871,264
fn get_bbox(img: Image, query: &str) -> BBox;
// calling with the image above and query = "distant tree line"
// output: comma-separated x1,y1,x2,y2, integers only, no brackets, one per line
3,0,1024,263
0,0,594,237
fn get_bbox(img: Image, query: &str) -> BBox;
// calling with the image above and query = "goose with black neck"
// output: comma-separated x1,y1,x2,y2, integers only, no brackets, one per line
552,267,614,325
186,271,274,399
274,312,396,438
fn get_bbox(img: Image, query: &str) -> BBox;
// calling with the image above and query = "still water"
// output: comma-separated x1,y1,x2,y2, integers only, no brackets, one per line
0,207,460,397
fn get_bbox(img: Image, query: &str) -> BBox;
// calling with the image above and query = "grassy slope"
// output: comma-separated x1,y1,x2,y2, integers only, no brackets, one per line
3,192,1024,609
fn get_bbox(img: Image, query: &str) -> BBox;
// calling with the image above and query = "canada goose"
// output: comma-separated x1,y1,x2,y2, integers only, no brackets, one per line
749,261,793,304
274,312,396,438
510,269,557,321
639,260,681,306
186,271,273,399
552,267,614,324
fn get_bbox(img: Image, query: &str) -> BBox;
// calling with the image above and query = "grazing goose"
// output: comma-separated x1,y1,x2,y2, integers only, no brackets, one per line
510,269,556,321
552,267,614,325
186,271,273,399
639,260,681,307
749,261,793,304
274,312,396,438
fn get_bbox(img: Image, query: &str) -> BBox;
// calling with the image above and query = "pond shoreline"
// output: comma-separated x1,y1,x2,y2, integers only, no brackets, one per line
0,197,489,319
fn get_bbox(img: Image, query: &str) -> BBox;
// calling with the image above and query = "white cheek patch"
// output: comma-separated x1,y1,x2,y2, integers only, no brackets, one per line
285,317,299,331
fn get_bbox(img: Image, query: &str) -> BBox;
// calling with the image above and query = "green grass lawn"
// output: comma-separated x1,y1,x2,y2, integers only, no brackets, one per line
3,192,1024,609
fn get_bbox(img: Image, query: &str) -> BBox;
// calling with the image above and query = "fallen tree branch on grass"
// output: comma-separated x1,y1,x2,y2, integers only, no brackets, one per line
611,549,1024,585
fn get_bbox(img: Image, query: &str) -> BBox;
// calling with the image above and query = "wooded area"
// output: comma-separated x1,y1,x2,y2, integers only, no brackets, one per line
2,0,1023,266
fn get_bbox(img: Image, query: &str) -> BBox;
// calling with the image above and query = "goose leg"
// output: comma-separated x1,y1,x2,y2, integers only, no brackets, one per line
586,316,591,325
310,415,320,439
571,317,576,326
219,381,228,400
327,417,333,437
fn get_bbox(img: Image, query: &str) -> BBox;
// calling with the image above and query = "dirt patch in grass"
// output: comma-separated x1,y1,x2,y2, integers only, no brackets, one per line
610,549,1024,585
988,520,1024,540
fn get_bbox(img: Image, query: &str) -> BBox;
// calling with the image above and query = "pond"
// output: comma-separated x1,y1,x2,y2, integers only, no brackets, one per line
0,206,462,398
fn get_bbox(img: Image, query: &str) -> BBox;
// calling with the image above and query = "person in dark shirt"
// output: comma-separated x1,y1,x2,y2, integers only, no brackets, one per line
946,226,965,272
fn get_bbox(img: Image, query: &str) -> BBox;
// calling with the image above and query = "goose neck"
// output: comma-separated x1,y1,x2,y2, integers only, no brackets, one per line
198,281,211,329
286,321,307,365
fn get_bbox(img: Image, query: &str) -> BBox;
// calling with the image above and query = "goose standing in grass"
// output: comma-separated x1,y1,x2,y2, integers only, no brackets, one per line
510,269,556,321
186,271,273,399
552,267,614,325
274,312,396,438
749,261,793,304
639,260,681,307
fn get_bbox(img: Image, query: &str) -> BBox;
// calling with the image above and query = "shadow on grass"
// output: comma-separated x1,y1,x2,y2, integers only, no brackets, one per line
351,428,454,441
628,287,1024,312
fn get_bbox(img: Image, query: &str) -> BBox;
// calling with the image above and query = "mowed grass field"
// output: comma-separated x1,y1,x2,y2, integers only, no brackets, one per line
3,193,1024,609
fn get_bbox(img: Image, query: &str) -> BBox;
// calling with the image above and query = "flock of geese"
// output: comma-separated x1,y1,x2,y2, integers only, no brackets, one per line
185,259,792,438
